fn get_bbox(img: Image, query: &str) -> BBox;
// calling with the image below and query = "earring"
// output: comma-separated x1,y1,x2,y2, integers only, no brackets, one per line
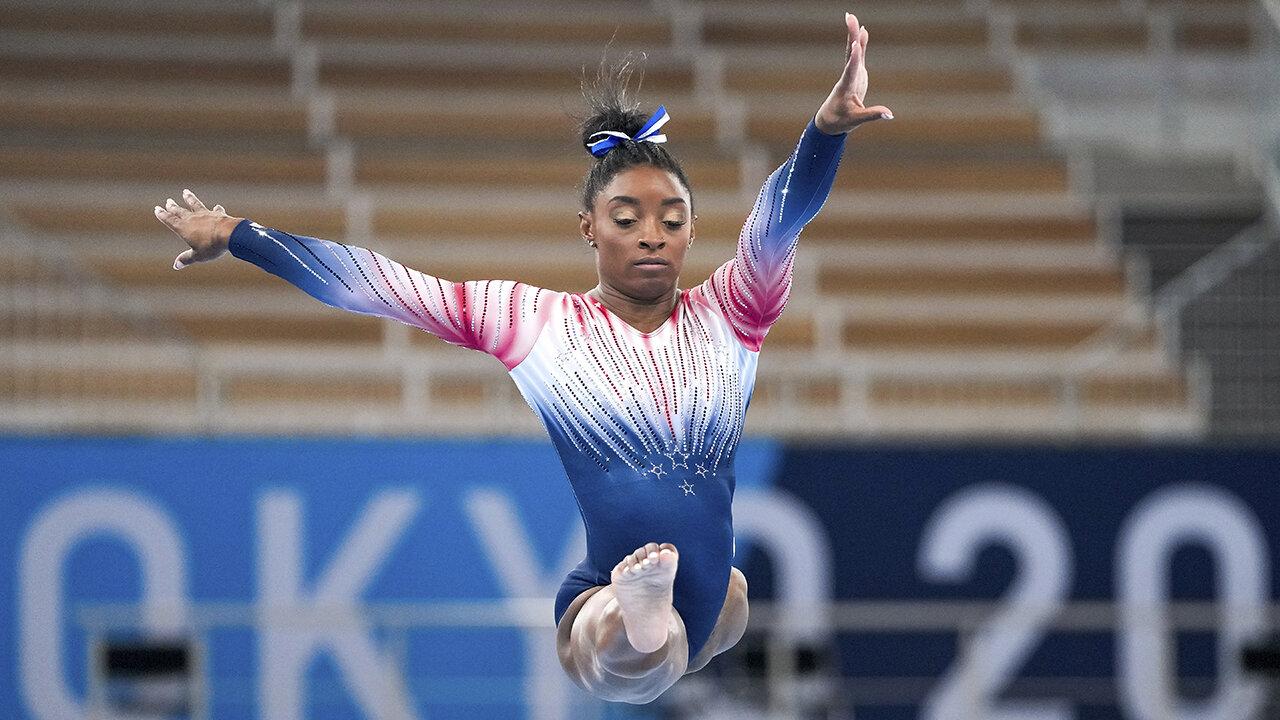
584,235,596,248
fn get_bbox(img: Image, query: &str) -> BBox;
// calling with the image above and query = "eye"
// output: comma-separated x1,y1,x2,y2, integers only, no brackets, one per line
663,220,687,231
613,217,637,227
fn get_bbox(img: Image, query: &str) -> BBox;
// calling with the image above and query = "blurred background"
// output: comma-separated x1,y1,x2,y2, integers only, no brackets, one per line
1,0,1278,718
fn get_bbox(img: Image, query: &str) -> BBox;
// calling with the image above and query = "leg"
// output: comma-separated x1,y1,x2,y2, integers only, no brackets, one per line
556,543,689,704
686,566,749,673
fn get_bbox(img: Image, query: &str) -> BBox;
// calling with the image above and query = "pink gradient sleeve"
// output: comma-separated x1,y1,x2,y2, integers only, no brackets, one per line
694,120,846,351
228,221,552,368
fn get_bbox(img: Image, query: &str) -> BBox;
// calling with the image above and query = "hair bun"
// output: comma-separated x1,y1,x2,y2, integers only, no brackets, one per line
580,108,647,156
576,55,692,210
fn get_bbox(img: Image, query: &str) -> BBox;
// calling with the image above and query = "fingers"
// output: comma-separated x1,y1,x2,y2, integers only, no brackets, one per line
173,248,196,271
862,105,895,123
154,189,227,231
846,14,871,54
155,191,216,222
847,24,868,71
156,190,209,268
844,13,855,61
844,13,860,61
183,188,208,212
817,12,893,134
154,202,179,230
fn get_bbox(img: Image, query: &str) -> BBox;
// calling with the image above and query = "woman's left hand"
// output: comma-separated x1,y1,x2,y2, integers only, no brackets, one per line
815,13,894,135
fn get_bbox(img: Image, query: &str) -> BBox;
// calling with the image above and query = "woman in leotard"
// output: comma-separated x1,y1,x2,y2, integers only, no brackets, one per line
156,13,890,703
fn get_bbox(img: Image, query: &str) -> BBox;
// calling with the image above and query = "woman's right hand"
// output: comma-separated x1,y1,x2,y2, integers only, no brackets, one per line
154,189,242,270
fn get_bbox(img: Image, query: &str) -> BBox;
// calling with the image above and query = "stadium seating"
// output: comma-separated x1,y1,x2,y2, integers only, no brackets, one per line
0,0,1257,438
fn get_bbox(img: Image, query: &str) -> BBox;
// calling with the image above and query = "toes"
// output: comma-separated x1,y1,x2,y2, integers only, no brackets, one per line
636,543,676,566
633,549,655,572
615,542,677,577
632,543,657,566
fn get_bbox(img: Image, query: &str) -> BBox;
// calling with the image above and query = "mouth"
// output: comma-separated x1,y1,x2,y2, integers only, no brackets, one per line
634,257,670,267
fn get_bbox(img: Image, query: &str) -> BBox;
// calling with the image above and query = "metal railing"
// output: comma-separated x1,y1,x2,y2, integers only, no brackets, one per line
77,598,1280,720
991,0,1280,441
1258,0,1280,225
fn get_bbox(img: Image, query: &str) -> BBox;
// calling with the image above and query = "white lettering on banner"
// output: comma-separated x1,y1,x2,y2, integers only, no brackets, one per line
18,488,188,720
464,488,587,720
734,488,833,644
257,489,422,720
1117,483,1268,720
12,464,1274,720
918,483,1075,720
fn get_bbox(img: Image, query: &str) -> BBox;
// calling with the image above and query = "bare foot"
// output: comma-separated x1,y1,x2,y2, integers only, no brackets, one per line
611,542,679,654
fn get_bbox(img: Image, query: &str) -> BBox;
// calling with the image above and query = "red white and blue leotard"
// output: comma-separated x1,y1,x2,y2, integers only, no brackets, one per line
228,120,846,657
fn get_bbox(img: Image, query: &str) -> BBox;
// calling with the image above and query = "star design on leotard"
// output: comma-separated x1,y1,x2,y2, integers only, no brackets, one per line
664,449,690,470
680,480,696,495
695,464,709,478
648,463,666,478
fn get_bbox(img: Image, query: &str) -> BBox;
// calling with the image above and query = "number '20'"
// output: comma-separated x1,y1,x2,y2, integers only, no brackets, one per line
918,482,1269,720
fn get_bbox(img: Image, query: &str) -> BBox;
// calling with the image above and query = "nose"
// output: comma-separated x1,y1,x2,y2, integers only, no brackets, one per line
638,219,666,250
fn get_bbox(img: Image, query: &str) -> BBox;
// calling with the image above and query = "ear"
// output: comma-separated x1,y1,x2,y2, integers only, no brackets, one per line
578,211,595,247
688,214,697,247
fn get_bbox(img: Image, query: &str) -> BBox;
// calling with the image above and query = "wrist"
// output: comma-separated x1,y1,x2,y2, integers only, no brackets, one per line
214,216,244,247
814,112,847,136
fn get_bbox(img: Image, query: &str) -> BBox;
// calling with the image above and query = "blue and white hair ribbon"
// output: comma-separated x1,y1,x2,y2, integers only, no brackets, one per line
588,105,670,158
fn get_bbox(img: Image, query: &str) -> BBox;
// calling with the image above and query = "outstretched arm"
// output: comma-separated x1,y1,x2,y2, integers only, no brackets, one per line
698,12,890,349
153,190,549,368
815,13,893,135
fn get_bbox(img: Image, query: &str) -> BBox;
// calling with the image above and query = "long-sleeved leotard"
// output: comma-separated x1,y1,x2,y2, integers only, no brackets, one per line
228,120,846,657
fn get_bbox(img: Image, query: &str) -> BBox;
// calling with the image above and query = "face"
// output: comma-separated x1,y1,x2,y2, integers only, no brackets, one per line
580,165,694,303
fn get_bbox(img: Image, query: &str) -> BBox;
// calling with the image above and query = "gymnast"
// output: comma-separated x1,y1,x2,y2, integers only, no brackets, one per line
156,12,890,703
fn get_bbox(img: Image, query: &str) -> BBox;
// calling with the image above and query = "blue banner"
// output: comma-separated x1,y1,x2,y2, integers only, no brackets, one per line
5,439,1279,720
748,445,1280,720
1,436,782,720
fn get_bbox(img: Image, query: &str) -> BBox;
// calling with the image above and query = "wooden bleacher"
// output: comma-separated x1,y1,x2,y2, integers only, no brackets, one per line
0,0,1232,437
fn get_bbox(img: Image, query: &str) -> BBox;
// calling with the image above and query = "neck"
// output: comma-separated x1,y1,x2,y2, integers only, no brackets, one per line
587,285,680,333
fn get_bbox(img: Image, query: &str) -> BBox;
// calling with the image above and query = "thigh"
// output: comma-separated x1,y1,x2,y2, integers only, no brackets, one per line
556,585,607,675
687,567,749,673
